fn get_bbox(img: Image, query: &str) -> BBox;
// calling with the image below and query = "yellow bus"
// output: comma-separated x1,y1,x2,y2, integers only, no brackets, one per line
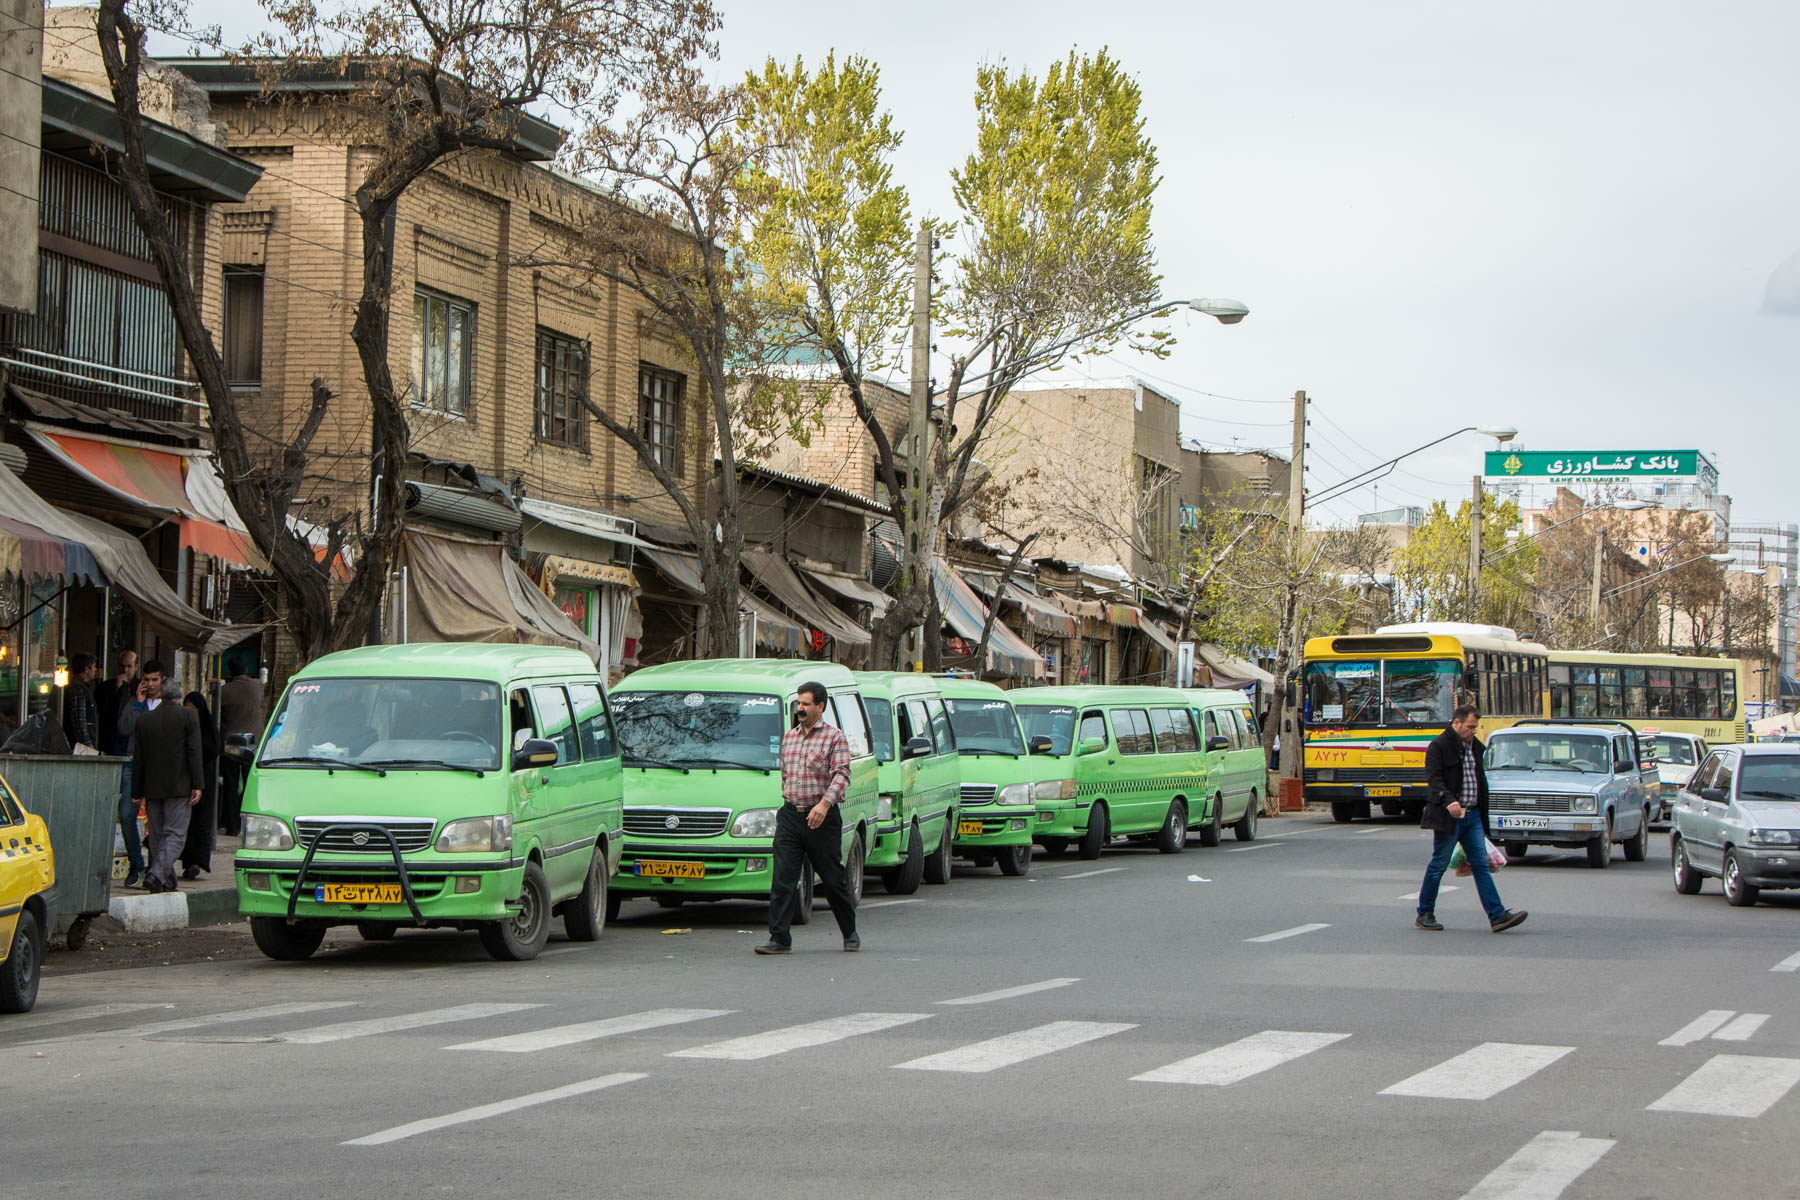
1299,623,1549,823
1546,651,1746,745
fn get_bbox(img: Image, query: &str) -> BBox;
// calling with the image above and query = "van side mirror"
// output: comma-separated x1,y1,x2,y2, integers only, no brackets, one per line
1028,734,1053,756
513,738,559,771
1206,736,1230,752
223,732,257,765
901,736,933,761
1078,736,1107,756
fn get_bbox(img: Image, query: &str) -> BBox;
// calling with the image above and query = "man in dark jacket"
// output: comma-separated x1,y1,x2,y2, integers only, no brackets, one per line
131,676,203,893
1416,705,1526,933
62,652,99,750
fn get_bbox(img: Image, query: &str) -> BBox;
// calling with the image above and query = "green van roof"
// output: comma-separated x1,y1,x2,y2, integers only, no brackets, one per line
934,676,1009,702
619,658,858,694
1011,685,1202,707
852,670,948,700
292,642,598,683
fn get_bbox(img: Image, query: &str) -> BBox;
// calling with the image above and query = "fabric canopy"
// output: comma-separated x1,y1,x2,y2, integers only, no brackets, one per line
739,593,806,656
637,545,705,596
1136,618,1178,654
1197,643,1275,689
1751,711,1797,736
402,532,602,664
1002,583,1078,639
742,548,870,647
931,560,1046,681
0,512,105,586
802,567,893,616
0,462,252,653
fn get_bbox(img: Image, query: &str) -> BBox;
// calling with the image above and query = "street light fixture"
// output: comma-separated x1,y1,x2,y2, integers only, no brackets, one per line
1184,297,1251,325
1308,423,1519,509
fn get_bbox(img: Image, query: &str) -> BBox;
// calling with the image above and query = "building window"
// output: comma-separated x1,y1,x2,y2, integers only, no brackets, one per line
412,289,474,415
223,268,263,386
638,364,684,476
534,328,587,447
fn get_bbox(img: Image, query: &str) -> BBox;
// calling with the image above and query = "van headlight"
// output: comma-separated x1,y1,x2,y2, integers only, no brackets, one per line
1571,794,1597,814
731,808,780,838
876,794,895,822
1749,828,1798,847
997,783,1033,806
436,815,511,853
1034,779,1078,801
241,813,293,852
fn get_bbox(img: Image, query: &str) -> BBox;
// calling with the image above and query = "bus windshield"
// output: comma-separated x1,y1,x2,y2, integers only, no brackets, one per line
1016,705,1077,756
1304,659,1459,726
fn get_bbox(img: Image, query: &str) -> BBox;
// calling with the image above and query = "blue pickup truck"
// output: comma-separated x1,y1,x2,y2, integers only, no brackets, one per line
1483,720,1659,869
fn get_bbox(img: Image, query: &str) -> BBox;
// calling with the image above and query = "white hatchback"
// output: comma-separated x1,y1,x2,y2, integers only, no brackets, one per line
1645,731,1708,824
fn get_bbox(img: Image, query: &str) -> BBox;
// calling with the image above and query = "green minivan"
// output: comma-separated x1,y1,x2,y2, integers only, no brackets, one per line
1187,688,1265,844
1012,686,1210,859
855,672,960,894
234,644,624,963
607,660,879,921
939,675,1069,877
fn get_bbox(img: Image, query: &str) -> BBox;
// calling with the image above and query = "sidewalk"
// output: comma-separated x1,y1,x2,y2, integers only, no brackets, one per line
107,832,242,934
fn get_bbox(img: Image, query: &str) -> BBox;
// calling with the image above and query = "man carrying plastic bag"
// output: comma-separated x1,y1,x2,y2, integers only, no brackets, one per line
1414,704,1528,933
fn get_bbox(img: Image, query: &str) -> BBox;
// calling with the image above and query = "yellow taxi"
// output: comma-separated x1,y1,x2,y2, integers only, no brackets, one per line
1,770,54,1013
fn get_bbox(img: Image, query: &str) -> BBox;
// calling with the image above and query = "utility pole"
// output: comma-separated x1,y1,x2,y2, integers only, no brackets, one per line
1287,390,1307,529
1274,390,1307,791
901,225,933,671
1468,475,1483,620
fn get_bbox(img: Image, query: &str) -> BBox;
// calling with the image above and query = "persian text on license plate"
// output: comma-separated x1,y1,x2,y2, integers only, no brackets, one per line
1498,816,1549,829
957,820,986,836
316,883,402,904
1365,786,1402,798
636,860,705,879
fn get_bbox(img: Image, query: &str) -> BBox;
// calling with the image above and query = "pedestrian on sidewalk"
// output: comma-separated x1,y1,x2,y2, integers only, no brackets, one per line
95,650,137,755
112,655,155,888
62,652,99,751
756,680,860,955
1415,704,1526,934
130,675,203,894
179,689,220,880
216,657,263,837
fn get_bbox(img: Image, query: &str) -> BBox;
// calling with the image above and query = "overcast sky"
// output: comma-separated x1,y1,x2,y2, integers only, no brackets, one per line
173,0,1799,527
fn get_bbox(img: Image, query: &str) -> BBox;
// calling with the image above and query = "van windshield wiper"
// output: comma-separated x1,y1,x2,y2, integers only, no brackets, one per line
257,756,386,776
958,747,1021,758
363,758,487,777
623,755,690,774
676,757,771,775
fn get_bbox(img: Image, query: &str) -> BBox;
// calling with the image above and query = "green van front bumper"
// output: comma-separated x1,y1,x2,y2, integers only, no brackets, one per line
952,805,1035,850
1033,799,1091,840
611,839,777,902
235,855,524,923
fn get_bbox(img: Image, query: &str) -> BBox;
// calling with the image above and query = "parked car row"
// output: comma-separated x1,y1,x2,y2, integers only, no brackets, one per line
225,644,1273,964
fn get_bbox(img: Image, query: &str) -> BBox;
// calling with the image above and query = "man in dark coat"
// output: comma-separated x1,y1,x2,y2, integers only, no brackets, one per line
1416,704,1526,933
131,676,203,893
62,652,99,750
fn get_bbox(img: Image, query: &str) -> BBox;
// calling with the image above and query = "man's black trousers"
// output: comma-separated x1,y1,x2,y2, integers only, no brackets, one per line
767,804,858,944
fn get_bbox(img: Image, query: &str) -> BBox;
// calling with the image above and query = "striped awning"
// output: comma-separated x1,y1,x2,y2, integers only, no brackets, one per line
931,560,1046,681
0,512,105,585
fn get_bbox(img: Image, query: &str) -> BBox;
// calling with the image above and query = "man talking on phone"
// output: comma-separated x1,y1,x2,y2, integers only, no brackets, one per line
757,681,860,955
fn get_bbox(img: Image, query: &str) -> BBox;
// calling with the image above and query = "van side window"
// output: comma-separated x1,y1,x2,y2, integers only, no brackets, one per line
531,685,579,765
1236,709,1261,748
1115,709,1153,755
1078,710,1107,747
566,682,616,760
900,700,929,750
831,693,874,759
926,697,954,753
1217,709,1242,750
1152,708,1198,753
509,689,538,752
1202,710,1220,747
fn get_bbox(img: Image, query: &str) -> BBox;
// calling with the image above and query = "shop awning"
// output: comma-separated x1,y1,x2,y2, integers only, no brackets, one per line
637,545,705,597
0,513,105,586
802,567,893,616
740,593,806,656
518,498,654,549
543,554,636,589
1197,643,1275,689
1136,618,1178,654
26,427,264,570
401,531,602,664
742,549,871,647
1002,583,1077,639
931,560,1046,681
1108,602,1143,629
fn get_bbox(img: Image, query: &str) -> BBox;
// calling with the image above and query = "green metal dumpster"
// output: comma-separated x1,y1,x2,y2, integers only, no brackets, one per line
0,754,124,950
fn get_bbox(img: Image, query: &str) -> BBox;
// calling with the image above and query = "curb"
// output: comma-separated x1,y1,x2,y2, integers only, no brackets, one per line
107,886,240,934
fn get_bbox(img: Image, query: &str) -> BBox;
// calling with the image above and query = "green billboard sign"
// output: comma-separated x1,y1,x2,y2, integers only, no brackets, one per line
1484,450,1715,486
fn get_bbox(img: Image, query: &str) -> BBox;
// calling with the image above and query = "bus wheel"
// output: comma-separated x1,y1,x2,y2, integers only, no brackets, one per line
1077,805,1110,860
1330,801,1356,824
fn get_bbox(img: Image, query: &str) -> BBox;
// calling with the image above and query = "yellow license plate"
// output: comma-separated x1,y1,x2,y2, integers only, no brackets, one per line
957,820,986,836
1365,786,1402,798
636,860,705,879
315,883,402,904
1363,752,1402,766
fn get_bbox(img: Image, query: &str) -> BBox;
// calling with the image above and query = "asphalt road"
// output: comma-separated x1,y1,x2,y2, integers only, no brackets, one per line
6,812,1798,1200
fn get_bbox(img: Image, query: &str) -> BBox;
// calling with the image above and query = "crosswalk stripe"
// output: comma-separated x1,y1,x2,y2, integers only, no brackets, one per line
938,978,1081,1006
1660,1010,1735,1047
893,1020,1135,1074
1245,923,1329,943
1714,1013,1769,1042
1381,1043,1573,1100
24,1000,357,1045
1400,886,1458,901
344,1072,646,1146
278,1003,543,1045
1647,1054,1800,1117
1772,949,1800,973
4,1002,167,1031
1132,1030,1350,1086
448,1008,733,1053
1460,1130,1615,1200
668,1012,931,1060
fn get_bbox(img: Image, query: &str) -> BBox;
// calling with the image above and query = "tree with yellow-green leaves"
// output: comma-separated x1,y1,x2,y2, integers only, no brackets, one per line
1390,497,1538,631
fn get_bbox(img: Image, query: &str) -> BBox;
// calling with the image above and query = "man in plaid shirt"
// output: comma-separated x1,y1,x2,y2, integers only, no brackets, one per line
757,681,860,954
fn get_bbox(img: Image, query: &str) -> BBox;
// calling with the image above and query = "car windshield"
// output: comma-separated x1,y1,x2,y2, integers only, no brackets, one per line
1652,736,1697,766
1303,659,1459,726
945,698,1026,755
610,690,784,770
1485,732,1611,773
1738,755,1800,802
1016,705,1077,756
260,677,502,771
863,698,895,763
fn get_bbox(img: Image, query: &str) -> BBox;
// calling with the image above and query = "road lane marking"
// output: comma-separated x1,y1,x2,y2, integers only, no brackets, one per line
1460,1130,1614,1200
1399,886,1458,901
1132,1030,1349,1086
1713,1013,1769,1042
1381,1043,1573,1100
344,1072,645,1146
1772,949,1800,973
668,1012,930,1060
1244,923,1330,943
1660,1010,1736,1047
1648,1055,1800,1117
24,1000,357,1045
893,1020,1135,1073
1226,843,1278,853
1359,826,1398,834
278,1003,543,1044
938,978,1081,1006
5,1002,166,1031
448,1008,733,1053
1057,867,1126,879
861,898,925,908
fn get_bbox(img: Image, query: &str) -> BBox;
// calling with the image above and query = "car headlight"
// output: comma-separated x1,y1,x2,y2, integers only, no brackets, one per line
1033,779,1077,801
730,808,780,838
998,783,1033,806
435,815,511,853
876,794,895,822
1571,794,1597,814
1749,828,1798,847
241,813,294,852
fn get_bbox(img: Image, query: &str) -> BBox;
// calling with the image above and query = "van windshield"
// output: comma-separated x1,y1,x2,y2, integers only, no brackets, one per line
260,677,502,771
610,690,784,770
1485,732,1611,773
1016,705,1077,756
945,698,1026,756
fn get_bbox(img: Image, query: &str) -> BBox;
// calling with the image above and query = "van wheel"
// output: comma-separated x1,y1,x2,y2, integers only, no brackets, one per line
250,916,326,962
1199,796,1223,847
605,888,623,923
1623,809,1649,863
882,823,925,894
1672,836,1703,895
1723,850,1760,907
923,816,955,885
562,846,607,942
654,895,685,909
1234,793,1259,842
1330,801,1356,824
1078,804,1110,860
356,922,398,941
0,908,43,1013
790,870,815,925
845,834,866,908
997,844,1032,876
1156,801,1187,854
480,861,552,961
1039,836,1070,857
1585,818,1613,869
